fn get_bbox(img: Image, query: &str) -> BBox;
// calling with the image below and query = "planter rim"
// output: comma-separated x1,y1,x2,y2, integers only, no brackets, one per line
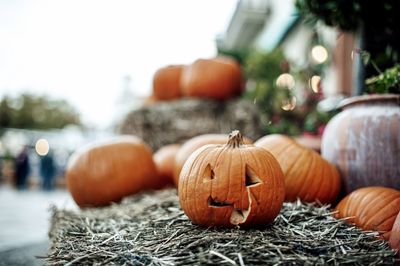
339,94,400,109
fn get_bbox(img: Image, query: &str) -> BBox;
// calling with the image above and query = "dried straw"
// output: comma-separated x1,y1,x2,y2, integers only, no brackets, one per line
44,189,398,265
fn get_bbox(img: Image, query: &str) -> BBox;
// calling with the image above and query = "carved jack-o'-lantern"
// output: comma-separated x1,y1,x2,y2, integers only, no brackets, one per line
178,130,285,228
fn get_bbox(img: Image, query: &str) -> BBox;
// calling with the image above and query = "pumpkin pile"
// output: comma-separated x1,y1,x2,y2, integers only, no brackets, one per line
65,129,400,255
146,56,242,104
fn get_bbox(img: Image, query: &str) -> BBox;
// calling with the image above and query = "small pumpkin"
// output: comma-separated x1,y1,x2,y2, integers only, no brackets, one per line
389,211,400,255
153,65,184,100
180,56,242,100
335,186,400,240
66,136,158,208
255,134,341,204
153,144,181,188
179,130,285,228
173,133,253,186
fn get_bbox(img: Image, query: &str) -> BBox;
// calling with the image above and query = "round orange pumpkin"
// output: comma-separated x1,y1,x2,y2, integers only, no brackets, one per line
153,65,184,100
66,136,158,208
255,134,341,204
173,133,253,186
180,56,242,100
389,211,400,255
179,130,285,228
335,186,400,240
153,144,180,188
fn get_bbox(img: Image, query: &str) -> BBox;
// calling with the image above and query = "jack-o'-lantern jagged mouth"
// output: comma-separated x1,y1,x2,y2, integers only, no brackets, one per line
207,193,252,226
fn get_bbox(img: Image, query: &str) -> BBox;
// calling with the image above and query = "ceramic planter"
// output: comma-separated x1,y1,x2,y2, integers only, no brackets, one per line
321,94,400,193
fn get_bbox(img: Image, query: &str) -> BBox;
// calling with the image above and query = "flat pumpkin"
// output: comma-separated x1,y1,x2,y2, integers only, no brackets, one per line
153,65,184,100
173,133,252,186
154,144,180,188
255,134,341,204
335,186,400,240
180,56,242,100
66,136,158,208
179,130,285,228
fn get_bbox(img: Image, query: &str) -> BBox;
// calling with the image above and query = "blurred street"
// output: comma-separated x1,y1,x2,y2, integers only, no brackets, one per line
0,185,76,264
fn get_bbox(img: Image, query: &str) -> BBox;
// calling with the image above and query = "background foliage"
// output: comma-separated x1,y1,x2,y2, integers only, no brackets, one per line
0,94,81,130
219,48,336,136
295,0,400,81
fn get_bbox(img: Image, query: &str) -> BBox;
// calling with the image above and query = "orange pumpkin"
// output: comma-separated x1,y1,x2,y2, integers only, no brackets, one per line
389,211,400,255
335,186,400,240
173,134,253,186
180,56,242,100
153,65,184,100
179,130,285,228
66,136,158,208
255,134,341,204
153,144,180,188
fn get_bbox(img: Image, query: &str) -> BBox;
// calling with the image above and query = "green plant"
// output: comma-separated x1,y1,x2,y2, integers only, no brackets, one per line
0,94,81,129
243,49,304,135
355,49,400,94
365,64,400,94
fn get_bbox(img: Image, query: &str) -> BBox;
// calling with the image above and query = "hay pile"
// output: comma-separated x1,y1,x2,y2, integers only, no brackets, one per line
45,189,398,265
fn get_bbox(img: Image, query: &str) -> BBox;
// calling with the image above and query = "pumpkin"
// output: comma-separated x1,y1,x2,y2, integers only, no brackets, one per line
179,130,285,228
153,65,184,100
153,144,180,188
389,211,400,255
173,133,253,186
255,134,341,204
335,186,400,240
180,56,242,100
66,136,158,208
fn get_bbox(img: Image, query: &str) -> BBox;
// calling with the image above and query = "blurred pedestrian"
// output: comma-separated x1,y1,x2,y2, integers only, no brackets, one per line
40,152,56,191
14,146,30,189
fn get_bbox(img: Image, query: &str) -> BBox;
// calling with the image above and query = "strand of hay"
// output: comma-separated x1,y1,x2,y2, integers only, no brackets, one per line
44,189,398,265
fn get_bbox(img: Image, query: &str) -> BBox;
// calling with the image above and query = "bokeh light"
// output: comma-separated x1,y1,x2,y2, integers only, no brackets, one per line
311,45,328,64
309,75,321,93
281,96,297,111
35,139,50,156
276,73,295,89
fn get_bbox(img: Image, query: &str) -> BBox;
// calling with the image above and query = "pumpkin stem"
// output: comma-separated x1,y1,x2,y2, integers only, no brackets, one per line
227,130,243,148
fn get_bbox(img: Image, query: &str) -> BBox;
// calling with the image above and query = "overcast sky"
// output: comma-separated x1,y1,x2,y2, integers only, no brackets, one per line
0,0,238,128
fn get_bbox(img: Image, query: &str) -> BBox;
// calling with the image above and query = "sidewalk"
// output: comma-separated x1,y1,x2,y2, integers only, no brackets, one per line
0,185,77,252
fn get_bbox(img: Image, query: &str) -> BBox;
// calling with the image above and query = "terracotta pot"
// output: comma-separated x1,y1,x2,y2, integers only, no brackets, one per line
321,94,400,193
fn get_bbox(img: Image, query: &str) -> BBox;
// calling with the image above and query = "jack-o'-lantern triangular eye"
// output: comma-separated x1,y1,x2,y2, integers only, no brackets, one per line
245,165,262,187
203,164,215,182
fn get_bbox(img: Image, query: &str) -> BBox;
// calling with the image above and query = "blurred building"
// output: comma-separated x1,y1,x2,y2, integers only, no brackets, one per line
217,0,356,109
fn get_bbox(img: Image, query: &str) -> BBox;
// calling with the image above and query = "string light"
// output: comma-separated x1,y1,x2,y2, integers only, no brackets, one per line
35,139,50,156
281,96,297,111
309,75,321,93
311,45,328,64
276,73,295,89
